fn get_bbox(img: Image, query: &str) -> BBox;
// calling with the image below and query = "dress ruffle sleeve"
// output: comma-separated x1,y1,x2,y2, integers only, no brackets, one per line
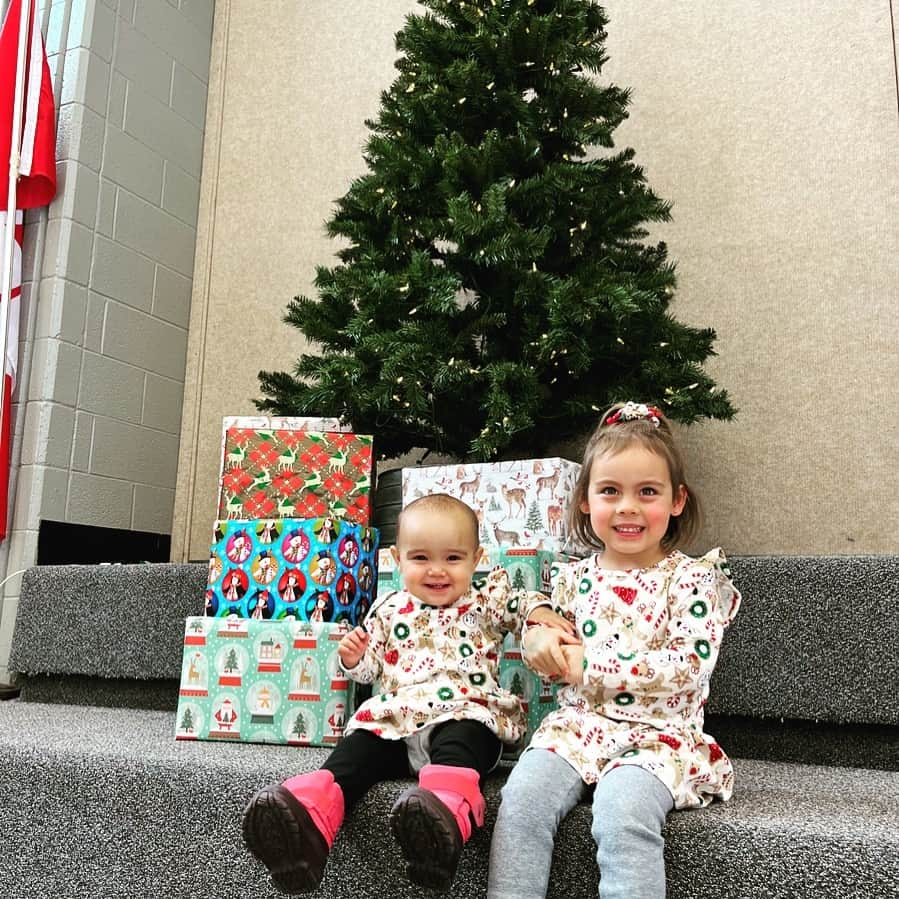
481,565,550,637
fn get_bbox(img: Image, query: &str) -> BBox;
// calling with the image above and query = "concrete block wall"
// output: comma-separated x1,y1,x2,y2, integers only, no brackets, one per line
0,0,215,681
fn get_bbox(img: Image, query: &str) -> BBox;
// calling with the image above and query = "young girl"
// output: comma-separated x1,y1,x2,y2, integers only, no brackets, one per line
242,493,571,895
487,401,741,899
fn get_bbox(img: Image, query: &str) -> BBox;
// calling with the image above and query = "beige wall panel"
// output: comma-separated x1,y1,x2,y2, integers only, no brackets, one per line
174,1,899,560
174,1,418,560
602,0,899,554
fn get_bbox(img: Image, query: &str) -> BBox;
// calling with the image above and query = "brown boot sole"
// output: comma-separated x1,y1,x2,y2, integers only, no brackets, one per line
389,787,463,893
242,783,329,894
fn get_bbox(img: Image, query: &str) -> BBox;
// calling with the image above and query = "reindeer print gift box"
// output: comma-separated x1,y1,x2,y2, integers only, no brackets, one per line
218,428,373,525
402,458,581,552
175,616,351,747
206,517,378,626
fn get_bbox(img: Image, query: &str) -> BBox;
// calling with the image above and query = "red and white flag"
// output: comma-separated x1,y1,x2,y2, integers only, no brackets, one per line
0,0,56,539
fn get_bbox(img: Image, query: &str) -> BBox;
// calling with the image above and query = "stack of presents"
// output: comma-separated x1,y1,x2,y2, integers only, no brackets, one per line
175,417,581,752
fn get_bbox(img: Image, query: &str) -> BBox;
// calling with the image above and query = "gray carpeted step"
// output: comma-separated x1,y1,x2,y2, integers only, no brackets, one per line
709,555,899,725
9,556,899,775
1,700,897,899
703,713,899,771
10,562,207,679
11,556,899,726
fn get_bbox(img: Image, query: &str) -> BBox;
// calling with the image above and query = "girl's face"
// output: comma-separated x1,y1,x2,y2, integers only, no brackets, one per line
580,444,686,570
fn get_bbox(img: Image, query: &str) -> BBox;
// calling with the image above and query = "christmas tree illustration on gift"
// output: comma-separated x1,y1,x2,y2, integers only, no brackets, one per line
179,706,195,734
289,710,311,745
218,646,243,687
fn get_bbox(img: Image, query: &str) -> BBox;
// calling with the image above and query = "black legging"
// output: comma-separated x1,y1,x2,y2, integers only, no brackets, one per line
322,719,501,810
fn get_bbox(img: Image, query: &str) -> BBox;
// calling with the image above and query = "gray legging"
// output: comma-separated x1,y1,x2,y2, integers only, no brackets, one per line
487,748,674,899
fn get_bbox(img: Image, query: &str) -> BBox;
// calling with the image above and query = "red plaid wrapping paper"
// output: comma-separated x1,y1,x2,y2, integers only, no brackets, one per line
218,429,373,525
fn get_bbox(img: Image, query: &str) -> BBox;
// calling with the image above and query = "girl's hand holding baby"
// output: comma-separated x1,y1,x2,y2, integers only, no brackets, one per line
338,626,369,669
527,605,576,635
523,625,582,681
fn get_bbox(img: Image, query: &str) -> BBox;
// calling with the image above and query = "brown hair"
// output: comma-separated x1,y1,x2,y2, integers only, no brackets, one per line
397,493,480,548
568,402,702,552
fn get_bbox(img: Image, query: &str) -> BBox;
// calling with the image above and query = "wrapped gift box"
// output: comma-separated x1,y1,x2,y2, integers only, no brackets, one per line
175,616,352,746
496,546,562,753
206,517,378,627
222,415,348,433
219,416,349,484
402,458,581,553
218,428,373,525
498,643,560,749
376,548,400,599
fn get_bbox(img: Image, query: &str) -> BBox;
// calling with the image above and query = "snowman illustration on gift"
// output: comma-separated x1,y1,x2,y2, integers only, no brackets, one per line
338,535,359,567
315,516,337,544
227,530,252,564
223,570,246,603
309,592,332,623
357,559,373,592
250,589,272,620
279,570,303,605
310,550,336,586
253,550,278,585
283,529,310,564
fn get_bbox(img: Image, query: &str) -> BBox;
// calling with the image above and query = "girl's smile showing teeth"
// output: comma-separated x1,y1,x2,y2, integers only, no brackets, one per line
613,525,645,536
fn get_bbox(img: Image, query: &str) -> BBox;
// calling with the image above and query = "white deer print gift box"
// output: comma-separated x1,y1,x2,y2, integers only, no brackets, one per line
402,458,581,553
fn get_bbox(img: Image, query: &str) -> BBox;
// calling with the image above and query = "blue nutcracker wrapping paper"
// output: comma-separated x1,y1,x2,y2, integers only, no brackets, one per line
175,616,352,746
205,517,379,627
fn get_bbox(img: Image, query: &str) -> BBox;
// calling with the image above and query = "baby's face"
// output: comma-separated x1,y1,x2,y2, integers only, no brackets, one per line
391,508,482,607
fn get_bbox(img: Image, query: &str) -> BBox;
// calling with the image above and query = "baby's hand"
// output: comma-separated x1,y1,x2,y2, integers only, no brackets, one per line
338,626,369,669
527,605,576,636
523,626,582,679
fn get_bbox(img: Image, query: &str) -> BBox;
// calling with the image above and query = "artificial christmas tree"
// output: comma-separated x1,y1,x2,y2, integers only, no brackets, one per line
259,0,734,461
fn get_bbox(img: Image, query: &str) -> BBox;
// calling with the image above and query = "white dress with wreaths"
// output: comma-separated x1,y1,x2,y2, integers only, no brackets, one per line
526,549,741,809
343,568,546,745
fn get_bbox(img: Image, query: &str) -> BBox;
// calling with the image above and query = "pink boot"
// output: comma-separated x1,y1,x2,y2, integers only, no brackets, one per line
389,764,486,891
242,769,344,894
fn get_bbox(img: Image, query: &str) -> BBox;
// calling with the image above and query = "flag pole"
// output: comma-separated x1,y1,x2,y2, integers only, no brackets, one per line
0,0,32,701
0,0,30,439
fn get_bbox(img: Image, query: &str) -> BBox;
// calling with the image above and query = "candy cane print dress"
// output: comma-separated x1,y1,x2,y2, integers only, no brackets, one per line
342,567,545,745
527,549,741,809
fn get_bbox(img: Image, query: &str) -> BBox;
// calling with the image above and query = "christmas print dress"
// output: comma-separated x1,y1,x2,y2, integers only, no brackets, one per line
527,549,741,809
342,567,545,745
